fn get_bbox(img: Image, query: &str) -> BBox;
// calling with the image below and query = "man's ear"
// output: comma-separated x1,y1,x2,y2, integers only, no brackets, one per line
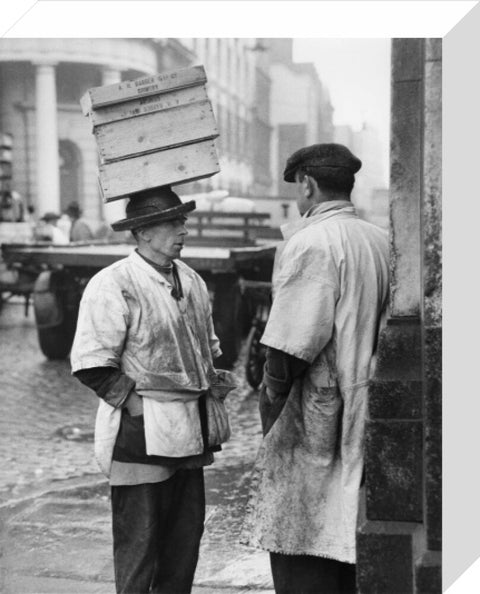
137,227,151,242
303,175,314,198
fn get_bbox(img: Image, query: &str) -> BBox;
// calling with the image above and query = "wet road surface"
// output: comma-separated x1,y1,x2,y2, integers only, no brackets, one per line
0,301,274,592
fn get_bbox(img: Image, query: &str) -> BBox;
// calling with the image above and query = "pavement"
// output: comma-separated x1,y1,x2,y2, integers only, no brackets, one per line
0,301,275,594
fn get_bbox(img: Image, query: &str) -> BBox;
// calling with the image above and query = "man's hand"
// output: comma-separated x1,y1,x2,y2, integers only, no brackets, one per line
259,385,288,436
265,386,279,403
124,390,143,416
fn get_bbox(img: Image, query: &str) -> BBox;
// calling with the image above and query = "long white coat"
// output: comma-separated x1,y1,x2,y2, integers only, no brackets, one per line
70,251,230,476
241,201,389,563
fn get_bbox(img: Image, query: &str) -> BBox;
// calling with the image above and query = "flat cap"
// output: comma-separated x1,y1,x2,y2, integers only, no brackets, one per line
283,143,362,182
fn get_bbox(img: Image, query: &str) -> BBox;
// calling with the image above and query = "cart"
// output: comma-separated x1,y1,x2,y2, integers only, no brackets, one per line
1,215,276,368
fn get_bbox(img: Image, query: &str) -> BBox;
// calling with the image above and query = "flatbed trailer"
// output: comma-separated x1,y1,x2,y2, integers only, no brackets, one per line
1,240,275,368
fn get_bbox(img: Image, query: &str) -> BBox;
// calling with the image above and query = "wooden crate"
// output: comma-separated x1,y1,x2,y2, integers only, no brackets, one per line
81,66,220,202
99,139,220,202
95,100,217,163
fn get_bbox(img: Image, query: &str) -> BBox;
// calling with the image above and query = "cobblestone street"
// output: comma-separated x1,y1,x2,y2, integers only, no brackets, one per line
0,302,99,503
0,300,274,593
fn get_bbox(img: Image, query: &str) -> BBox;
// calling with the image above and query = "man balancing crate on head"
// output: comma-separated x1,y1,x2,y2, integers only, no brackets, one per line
71,186,235,594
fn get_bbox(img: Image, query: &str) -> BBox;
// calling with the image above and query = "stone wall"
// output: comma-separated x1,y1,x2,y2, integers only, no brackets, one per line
357,38,442,594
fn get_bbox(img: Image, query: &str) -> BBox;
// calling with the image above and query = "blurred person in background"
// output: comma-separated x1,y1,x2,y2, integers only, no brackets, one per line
33,212,69,244
65,201,94,242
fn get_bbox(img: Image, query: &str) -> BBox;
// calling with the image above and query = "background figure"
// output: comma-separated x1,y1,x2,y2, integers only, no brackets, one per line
241,143,390,594
65,201,94,242
33,212,69,244
0,191,24,222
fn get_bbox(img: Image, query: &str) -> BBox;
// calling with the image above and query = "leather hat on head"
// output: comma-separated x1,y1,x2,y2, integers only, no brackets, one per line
111,186,196,232
283,142,362,183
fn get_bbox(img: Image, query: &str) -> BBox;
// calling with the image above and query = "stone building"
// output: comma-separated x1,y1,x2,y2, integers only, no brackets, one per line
247,38,335,228
182,37,333,206
268,38,334,199
357,38,442,593
179,38,264,196
0,37,334,227
335,122,389,228
0,38,194,226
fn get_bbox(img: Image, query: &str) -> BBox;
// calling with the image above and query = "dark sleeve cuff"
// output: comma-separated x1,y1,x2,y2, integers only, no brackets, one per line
264,347,291,394
102,373,136,409
74,367,135,409
263,347,309,394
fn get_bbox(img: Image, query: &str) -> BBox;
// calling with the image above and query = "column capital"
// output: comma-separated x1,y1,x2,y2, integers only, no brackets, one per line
32,59,59,69
101,64,120,74
101,65,122,86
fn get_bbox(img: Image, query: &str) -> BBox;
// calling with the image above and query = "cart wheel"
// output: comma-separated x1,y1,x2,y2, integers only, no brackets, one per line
37,322,76,360
33,271,79,360
245,324,266,389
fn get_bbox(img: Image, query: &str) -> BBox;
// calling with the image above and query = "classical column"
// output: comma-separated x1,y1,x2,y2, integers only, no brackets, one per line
35,62,60,215
100,66,128,226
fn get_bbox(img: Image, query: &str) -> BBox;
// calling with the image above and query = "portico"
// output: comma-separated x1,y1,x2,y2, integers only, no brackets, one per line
0,38,161,220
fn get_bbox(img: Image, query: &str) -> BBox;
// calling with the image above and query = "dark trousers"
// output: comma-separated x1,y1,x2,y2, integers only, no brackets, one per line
270,552,356,594
111,469,205,594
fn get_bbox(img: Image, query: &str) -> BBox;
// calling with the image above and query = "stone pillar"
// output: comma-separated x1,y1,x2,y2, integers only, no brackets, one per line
418,38,442,587
389,39,424,318
100,66,127,227
357,38,442,594
35,61,60,215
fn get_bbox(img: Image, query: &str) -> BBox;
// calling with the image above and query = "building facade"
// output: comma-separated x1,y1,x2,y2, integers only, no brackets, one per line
0,37,334,228
178,38,261,197
178,37,334,220
335,122,389,228
268,39,334,200
0,38,194,226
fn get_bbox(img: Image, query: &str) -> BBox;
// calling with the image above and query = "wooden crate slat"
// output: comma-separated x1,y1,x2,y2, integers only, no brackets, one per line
192,211,270,220
86,85,210,128
100,140,220,202
81,65,207,111
95,100,218,163
188,223,273,232
182,235,256,247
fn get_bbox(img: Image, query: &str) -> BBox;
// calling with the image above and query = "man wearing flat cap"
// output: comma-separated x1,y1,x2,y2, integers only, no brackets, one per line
71,186,235,594
242,143,389,593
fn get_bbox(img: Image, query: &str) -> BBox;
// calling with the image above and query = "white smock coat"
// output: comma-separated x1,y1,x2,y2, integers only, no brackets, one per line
70,251,229,476
241,201,389,563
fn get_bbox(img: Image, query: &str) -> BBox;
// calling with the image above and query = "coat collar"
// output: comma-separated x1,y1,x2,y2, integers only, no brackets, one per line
128,250,195,295
281,200,357,241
